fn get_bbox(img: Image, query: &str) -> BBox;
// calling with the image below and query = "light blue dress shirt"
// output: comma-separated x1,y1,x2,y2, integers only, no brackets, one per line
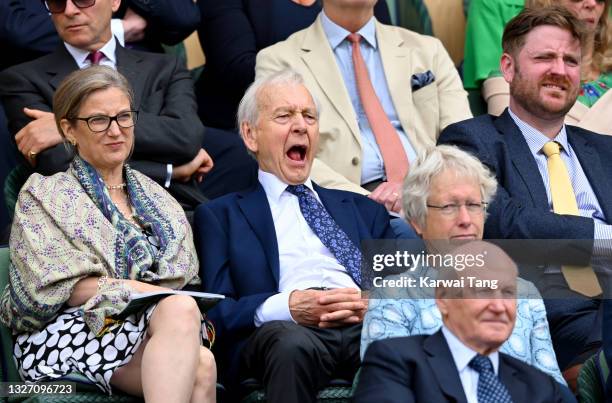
320,12,417,185
507,108,612,241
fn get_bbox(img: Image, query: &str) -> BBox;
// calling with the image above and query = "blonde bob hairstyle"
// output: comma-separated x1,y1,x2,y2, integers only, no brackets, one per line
53,65,134,139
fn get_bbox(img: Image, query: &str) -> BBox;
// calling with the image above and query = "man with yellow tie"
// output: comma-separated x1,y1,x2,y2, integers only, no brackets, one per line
439,6,612,386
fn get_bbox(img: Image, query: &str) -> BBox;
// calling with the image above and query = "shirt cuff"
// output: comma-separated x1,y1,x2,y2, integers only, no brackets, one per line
164,164,173,188
111,19,125,46
593,223,612,257
254,291,294,327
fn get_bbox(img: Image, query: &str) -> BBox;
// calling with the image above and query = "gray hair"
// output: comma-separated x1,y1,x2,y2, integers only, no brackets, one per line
402,145,498,228
236,69,321,148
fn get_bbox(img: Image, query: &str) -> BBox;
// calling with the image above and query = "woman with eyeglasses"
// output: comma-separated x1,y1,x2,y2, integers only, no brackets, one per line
0,66,216,402
360,145,567,387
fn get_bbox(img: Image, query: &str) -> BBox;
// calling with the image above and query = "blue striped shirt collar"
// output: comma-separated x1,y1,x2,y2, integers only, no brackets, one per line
508,108,570,156
320,10,377,50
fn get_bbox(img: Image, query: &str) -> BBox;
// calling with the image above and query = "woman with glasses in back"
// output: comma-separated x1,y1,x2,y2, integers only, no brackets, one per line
0,66,216,402
360,145,567,387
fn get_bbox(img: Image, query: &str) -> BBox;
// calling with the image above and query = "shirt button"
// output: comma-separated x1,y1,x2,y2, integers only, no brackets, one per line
351,157,360,166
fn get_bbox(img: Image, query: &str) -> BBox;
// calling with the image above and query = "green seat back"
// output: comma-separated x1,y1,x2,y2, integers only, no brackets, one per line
396,0,433,36
578,353,604,403
3,164,32,222
0,246,20,384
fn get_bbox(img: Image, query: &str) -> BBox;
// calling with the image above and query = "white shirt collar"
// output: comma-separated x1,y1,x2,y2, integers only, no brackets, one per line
64,36,117,69
441,325,500,375
320,10,377,50
258,169,315,204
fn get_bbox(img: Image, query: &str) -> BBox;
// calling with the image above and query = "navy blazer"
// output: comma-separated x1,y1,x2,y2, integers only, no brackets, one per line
354,331,570,403
194,181,395,382
438,109,612,240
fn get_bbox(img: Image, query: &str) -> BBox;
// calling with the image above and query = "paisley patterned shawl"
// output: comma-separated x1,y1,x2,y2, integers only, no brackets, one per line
0,157,200,335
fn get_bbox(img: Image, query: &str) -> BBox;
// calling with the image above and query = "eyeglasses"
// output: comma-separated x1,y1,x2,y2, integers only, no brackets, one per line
426,201,488,217
71,111,139,133
43,0,96,14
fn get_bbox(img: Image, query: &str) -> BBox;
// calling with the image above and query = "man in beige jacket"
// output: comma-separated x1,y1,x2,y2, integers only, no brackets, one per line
255,0,471,216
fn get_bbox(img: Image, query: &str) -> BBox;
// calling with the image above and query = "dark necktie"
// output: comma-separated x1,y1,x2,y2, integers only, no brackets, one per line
468,354,513,403
286,184,362,286
87,50,105,65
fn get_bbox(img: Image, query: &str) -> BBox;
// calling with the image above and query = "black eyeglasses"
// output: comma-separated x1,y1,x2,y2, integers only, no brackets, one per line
43,0,96,14
70,111,139,133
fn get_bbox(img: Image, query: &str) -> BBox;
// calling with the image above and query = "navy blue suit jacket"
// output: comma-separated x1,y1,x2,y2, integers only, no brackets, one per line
354,331,570,403
438,109,612,240
194,181,395,382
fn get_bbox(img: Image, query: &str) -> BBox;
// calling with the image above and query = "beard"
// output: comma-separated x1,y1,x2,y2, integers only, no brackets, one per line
509,65,579,121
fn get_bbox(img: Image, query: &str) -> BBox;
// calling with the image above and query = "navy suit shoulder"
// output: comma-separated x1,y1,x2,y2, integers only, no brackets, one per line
355,332,569,403
438,110,612,240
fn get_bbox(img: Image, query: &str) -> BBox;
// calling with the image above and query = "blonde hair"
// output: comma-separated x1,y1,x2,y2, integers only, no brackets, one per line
53,65,134,138
525,0,612,75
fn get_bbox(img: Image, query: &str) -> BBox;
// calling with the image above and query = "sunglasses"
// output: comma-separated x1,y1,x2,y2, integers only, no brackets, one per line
43,0,96,14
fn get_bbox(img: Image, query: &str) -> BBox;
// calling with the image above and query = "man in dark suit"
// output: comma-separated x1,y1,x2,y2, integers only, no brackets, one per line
355,241,571,403
0,0,210,213
194,69,396,402
438,6,612,383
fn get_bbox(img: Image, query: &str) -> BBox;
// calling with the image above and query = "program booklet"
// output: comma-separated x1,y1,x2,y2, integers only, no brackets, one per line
114,290,225,319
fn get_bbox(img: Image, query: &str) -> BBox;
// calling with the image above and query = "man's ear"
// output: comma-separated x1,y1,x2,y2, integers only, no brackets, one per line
500,52,515,84
435,296,449,317
111,0,121,13
241,122,258,154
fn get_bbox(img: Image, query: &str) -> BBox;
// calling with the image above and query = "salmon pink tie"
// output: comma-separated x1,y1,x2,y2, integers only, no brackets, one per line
347,33,408,184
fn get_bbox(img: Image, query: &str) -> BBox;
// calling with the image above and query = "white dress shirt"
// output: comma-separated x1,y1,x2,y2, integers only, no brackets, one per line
442,326,500,403
254,170,360,326
64,37,117,69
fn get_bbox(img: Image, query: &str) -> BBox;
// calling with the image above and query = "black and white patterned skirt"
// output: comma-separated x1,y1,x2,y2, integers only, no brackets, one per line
13,304,211,394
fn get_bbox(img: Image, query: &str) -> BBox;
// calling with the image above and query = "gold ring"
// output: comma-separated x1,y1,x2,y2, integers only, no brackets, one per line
29,151,37,159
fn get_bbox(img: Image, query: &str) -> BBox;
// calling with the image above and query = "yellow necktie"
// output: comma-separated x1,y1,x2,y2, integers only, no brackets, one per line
542,141,601,297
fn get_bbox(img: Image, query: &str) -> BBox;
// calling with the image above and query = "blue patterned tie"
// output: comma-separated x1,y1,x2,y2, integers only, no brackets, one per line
468,354,513,403
286,184,362,286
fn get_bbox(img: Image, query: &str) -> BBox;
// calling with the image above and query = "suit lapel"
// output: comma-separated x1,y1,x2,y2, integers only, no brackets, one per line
115,43,146,109
498,355,527,403
568,129,612,220
377,21,415,139
300,17,362,146
236,184,280,284
315,184,361,247
424,331,469,403
48,45,80,90
495,111,550,208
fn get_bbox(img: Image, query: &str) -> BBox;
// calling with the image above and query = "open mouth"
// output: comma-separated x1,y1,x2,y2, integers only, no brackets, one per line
286,144,307,162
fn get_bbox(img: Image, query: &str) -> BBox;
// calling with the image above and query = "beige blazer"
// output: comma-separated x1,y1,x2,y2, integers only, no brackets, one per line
255,16,472,194
484,75,612,135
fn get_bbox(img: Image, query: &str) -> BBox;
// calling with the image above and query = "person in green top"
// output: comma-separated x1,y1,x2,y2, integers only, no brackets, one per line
462,0,525,90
